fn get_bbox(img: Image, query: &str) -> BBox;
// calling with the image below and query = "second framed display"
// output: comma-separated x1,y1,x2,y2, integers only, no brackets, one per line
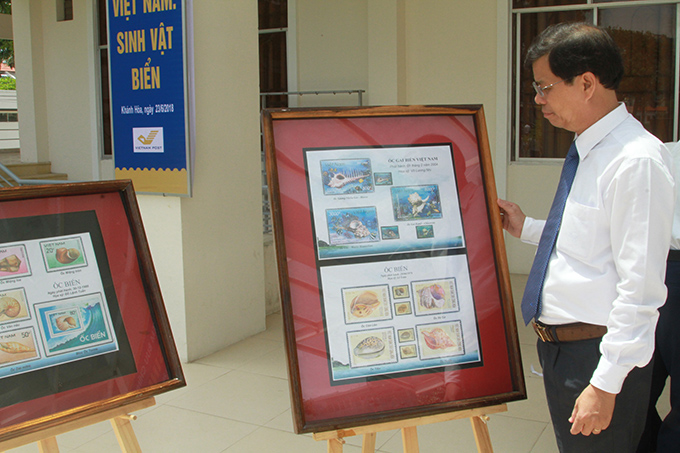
263,105,525,434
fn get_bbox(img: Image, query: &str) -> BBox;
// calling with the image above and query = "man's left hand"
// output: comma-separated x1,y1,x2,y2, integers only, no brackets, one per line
568,384,616,436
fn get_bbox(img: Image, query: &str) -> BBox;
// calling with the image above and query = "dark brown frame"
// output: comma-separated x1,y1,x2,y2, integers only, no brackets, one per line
263,105,525,434
0,180,184,441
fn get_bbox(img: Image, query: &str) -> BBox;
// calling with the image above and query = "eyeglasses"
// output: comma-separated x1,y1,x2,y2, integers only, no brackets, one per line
532,79,564,97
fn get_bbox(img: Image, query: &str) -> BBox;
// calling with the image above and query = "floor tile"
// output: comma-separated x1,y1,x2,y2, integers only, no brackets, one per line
263,408,297,433
236,340,288,379
154,361,232,406
530,423,559,453
195,336,281,370
222,426,366,453
70,405,258,453
498,375,551,424
168,369,290,426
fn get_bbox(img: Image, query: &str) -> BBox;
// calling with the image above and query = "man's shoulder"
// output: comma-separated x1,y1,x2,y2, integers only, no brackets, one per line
610,115,665,157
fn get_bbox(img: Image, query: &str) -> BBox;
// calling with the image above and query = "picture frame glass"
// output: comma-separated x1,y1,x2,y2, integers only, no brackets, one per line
264,107,524,433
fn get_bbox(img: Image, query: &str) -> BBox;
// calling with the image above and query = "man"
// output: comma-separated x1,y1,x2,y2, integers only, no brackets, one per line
498,22,674,452
638,141,680,453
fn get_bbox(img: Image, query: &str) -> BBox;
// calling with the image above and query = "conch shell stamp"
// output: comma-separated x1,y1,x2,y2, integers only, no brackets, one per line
328,170,370,189
353,336,385,359
418,284,446,309
55,247,81,264
422,328,456,350
0,297,21,318
0,254,21,272
0,341,35,354
55,316,77,331
350,291,381,318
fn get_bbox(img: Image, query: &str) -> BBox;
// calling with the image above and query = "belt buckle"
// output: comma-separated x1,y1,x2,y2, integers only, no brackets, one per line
533,322,555,342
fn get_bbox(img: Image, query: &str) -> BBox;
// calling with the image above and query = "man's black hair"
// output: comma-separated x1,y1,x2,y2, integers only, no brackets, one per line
526,22,624,90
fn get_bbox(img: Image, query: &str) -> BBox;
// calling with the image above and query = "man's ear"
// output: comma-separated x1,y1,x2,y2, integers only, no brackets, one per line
581,72,598,98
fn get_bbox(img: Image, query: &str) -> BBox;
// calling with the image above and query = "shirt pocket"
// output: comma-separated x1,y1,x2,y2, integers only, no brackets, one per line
556,199,600,261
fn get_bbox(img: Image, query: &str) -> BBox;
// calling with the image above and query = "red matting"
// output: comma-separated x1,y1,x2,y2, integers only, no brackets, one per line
0,189,172,430
266,107,525,433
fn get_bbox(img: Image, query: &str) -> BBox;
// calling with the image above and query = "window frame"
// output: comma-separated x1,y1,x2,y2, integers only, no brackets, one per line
511,0,680,162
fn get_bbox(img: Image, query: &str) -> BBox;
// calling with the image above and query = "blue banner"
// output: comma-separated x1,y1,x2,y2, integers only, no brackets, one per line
107,0,190,195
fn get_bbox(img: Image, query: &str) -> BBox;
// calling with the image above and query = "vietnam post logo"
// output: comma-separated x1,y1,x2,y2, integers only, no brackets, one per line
133,127,164,153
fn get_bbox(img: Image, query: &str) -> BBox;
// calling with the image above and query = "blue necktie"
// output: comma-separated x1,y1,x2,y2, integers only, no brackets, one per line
521,141,580,325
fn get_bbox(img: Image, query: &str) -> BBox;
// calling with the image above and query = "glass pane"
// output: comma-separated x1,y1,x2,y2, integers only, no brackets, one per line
600,5,676,144
513,0,585,8
515,11,592,158
100,49,112,156
259,0,287,30
98,0,107,46
259,32,288,108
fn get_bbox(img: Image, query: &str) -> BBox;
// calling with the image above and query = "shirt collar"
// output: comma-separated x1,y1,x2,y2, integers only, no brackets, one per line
573,102,628,160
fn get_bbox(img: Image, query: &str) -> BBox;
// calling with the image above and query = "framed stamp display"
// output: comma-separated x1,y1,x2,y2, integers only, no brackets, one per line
263,105,525,434
0,181,184,441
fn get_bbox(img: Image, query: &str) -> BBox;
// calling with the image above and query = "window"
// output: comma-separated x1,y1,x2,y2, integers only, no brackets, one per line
57,0,73,22
97,0,112,157
512,1,678,159
259,0,288,109
0,111,17,122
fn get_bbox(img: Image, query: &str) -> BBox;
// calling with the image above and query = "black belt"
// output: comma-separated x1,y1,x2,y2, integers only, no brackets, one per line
669,249,680,261
533,321,607,343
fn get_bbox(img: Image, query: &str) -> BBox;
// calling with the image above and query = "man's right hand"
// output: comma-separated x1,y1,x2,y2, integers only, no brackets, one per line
497,199,526,238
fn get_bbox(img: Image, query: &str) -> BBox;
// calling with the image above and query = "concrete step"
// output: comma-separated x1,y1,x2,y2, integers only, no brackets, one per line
0,159,69,187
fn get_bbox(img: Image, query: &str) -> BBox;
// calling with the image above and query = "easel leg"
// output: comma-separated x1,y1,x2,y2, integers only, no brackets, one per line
362,432,377,452
470,415,493,453
401,426,419,453
111,415,142,453
327,437,344,453
37,437,59,453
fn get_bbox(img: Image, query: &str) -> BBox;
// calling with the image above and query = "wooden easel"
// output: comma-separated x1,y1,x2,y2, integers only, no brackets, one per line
313,403,506,453
0,397,155,453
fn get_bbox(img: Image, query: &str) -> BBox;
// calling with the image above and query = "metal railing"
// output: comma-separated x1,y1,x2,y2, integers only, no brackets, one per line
260,89,366,235
0,162,73,187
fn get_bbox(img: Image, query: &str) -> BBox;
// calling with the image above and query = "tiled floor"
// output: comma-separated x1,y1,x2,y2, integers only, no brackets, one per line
5,275,670,452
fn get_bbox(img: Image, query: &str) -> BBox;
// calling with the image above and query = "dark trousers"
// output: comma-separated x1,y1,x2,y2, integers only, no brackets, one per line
538,337,653,453
637,259,680,452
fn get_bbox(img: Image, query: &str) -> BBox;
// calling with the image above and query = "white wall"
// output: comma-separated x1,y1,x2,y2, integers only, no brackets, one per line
295,0,368,106
136,195,188,360
39,0,100,181
181,0,265,360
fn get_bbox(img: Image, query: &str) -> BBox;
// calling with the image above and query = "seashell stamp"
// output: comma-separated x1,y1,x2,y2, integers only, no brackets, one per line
412,278,459,316
0,289,29,322
0,245,31,278
416,321,465,360
47,308,82,337
347,328,397,369
353,336,385,359
0,328,39,365
342,285,391,323
41,237,87,271
326,207,380,246
320,158,374,195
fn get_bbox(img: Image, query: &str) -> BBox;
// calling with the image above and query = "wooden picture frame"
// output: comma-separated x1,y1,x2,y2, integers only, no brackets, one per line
262,105,526,434
0,180,184,441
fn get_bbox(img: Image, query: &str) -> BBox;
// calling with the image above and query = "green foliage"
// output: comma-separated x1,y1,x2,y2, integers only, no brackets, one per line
0,76,15,90
0,39,13,68
0,1,12,67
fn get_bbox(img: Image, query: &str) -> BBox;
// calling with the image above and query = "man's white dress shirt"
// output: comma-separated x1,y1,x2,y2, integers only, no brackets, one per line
521,103,675,394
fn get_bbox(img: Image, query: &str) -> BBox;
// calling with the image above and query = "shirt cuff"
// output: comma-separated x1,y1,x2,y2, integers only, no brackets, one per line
520,217,544,245
590,358,631,394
